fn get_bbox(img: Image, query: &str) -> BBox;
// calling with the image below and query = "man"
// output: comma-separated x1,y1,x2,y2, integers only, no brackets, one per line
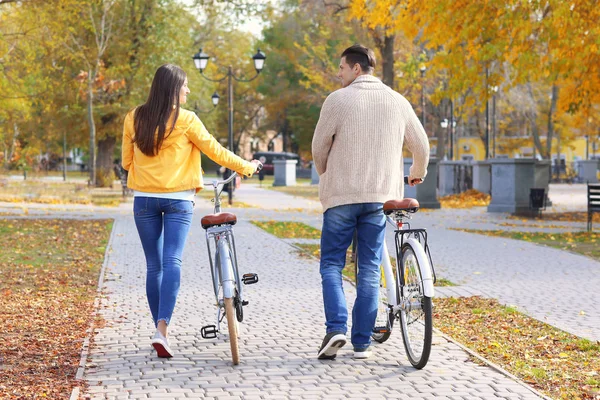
312,44,430,360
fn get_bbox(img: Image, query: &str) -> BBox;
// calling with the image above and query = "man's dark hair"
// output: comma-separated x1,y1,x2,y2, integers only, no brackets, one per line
341,44,376,73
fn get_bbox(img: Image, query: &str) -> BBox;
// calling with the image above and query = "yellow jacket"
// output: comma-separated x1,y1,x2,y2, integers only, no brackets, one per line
121,108,255,193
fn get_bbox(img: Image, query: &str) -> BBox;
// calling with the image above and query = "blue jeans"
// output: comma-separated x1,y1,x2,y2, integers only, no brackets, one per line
133,197,194,327
320,203,385,350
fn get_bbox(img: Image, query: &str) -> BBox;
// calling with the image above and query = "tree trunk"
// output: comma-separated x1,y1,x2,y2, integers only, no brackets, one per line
62,131,67,181
546,84,559,159
125,0,155,96
381,35,395,88
436,127,446,160
7,121,19,169
87,70,96,186
96,135,116,187
526,83,548,159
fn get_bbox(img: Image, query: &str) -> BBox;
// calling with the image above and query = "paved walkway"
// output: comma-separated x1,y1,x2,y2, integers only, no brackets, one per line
83,211,543,400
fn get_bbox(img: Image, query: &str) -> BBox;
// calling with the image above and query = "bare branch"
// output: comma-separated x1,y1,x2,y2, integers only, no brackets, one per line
88,3,101,52
65,31,91,70
322,0,348,15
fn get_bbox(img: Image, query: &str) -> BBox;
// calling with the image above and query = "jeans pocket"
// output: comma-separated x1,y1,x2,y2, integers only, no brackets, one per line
169,199,193,214
133,197,148,216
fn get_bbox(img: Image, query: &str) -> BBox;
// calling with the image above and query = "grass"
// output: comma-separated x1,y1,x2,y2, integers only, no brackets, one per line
0,179,124,207
0,218,113,398
453,229,600,261
508,212,600,224
250,220,321,239
0,170,88,180
435,296,600,399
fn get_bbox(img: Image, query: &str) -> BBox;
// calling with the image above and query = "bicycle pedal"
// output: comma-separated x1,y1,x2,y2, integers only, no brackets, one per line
373,327,389,334
201,325,218,339
242,300,249,306
242,273,259,285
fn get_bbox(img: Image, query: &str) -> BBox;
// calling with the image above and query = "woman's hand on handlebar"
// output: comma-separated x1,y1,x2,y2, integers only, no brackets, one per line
250,160,263,174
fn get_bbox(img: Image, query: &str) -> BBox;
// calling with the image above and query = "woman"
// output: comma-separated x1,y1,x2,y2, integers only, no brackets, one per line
122,64,260,358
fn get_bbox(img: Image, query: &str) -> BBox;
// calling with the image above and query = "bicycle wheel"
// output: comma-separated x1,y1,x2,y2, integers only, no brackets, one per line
398,243,432,369
372,266,393,343
224,297,240,365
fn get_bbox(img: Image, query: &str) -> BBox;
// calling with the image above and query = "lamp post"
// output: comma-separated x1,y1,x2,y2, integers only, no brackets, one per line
441,117,457,160
420,65,426,127
585,134,589,160
491,86,498,158
192,47,266,204
485,67,490,159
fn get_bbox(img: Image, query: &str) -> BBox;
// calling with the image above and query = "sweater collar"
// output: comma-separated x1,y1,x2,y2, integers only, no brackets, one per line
350,74,381,86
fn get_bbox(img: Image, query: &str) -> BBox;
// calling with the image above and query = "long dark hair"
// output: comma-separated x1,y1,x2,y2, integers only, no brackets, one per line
133,64,186,156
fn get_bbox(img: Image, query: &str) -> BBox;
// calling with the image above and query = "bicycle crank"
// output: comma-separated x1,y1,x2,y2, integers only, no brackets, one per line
200,325,218,339
242,273,259,285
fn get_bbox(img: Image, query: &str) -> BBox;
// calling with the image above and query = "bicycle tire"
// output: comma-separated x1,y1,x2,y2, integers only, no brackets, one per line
235,289,243,322
398,243,432,369
224,297,240,365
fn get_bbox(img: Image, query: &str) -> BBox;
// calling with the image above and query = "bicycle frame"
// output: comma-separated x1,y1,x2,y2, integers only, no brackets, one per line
203,173,244,327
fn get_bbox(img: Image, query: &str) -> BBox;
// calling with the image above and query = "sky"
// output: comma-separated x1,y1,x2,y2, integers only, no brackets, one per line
178,0,267,38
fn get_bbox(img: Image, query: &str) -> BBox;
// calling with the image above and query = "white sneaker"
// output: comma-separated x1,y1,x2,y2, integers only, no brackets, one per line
353,347,372,359
151,331,174,358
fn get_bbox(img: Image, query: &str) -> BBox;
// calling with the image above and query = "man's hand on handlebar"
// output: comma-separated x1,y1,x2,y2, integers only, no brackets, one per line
404,176,424,187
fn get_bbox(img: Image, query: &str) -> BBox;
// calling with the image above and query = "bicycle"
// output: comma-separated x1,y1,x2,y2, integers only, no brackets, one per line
199,167,261,365
352,176,435,369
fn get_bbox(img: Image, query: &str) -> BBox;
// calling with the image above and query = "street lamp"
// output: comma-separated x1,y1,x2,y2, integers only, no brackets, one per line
193,91,220,114
192,47,266,204
211,91,220,107
420,65,426,127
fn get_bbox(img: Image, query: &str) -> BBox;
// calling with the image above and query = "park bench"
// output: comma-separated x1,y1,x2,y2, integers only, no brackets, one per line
114,165,133,197
588,183,600,231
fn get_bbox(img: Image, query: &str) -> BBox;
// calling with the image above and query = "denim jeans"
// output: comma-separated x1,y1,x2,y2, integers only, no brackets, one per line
133,197,194,327
320,203,385,350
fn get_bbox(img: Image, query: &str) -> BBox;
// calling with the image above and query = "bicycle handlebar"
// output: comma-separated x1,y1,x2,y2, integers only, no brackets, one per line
206,171,238,188
206,162,263,188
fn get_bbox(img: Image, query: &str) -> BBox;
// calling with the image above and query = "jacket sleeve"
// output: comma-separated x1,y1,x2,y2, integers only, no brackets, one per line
311,93,340,175
403,99,430,179
185,114,256,177
121,112,134,171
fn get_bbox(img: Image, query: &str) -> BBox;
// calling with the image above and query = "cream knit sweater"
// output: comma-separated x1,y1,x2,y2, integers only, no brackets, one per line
312,74,430,212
